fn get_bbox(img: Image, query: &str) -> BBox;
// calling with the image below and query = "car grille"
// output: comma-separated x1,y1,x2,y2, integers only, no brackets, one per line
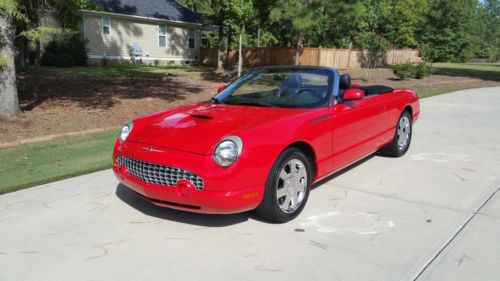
116,156,204,190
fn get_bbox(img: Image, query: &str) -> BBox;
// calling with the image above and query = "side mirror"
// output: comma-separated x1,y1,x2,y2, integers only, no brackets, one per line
217,85,225,93
343,89,364,101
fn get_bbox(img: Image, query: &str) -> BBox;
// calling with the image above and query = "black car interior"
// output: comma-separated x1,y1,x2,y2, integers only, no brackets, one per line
339,73,394,100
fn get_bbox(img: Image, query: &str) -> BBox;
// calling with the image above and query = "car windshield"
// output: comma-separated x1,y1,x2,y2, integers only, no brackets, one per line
214,68,333,108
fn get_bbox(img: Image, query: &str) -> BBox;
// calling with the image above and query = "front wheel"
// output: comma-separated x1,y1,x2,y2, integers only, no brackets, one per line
256,148,312,223
380,110,412,157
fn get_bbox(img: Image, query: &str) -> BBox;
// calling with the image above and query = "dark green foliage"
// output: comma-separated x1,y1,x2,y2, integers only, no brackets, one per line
393,62,434,80
393,63,417,80
40,51,56,66
415,61,434,79
179,0,500,63
41,52,75,67
43,33,88,66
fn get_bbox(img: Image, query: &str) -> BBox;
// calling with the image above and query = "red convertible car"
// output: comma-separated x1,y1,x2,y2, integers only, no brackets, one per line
113,66,420,222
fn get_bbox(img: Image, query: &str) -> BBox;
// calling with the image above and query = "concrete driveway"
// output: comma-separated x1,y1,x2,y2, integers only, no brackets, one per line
1,87,499,281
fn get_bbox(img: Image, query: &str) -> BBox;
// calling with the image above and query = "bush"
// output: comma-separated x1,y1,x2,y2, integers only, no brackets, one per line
414,61,433,79
54,54,76,67
41,52,75,68
41,52,57,66
43,33,88,67
393,62,433,80
393,62,416,80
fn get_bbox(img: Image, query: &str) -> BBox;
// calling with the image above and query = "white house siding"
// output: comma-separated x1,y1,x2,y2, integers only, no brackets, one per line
82,12,201,62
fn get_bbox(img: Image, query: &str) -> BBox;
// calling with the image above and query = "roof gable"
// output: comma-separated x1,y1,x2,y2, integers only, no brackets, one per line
89,0,202,23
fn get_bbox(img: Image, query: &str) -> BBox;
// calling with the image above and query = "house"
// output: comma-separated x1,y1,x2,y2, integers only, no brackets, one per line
81,0,203,64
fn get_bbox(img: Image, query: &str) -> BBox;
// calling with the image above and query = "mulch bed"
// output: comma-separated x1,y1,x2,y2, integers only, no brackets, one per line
0,70,223,144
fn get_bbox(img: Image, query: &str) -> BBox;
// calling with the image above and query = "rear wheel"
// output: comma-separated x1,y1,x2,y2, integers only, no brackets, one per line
256,148,312,223
380,110,412,157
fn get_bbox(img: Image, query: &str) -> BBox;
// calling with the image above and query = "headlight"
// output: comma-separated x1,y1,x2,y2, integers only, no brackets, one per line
213,136,243,167
119,122,133,144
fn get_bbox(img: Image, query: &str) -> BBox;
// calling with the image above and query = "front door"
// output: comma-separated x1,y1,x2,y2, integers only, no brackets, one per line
331,96,387,171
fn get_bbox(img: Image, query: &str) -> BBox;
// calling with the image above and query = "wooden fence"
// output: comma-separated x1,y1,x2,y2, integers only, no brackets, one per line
200,47,420,69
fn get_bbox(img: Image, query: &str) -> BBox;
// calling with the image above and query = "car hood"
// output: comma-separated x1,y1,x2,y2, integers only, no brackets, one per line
128,103,304,155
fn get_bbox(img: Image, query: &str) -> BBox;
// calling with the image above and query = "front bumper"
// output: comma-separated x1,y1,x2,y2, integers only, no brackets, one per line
113,140,265,214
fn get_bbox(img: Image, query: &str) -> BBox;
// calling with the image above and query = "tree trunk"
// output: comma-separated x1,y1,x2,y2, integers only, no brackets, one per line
15,37,28,72
216,24,225,72
294,0,308,66
0,13,20,118
295,29,304,66
225,28,232,69
257,28,261,47
238,27,244,77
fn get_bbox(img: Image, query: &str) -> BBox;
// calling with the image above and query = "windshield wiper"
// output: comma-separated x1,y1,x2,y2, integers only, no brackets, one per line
210,97,223,104
225,101,276,108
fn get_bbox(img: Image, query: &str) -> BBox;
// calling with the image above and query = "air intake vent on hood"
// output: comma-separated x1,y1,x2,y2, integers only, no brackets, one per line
189,114,213,120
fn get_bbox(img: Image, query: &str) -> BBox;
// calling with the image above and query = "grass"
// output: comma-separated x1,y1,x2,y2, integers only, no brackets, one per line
417,88,455,98
433,63,500,82
0,129,118,195
45,64,210,77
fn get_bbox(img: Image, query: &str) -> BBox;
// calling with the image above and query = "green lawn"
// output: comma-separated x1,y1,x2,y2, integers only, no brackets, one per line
433,63,500,81
415,63,500,98
45,64,210,77
417,88,455,98
0,129,118,194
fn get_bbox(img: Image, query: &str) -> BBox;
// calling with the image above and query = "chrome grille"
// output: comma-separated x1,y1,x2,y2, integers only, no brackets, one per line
116,156,204,190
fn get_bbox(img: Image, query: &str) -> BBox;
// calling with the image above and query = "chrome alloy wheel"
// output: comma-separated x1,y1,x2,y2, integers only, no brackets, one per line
397,115,411,150
276,159,308,213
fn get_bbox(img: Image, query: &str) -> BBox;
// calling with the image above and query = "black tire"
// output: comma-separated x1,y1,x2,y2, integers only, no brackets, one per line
256,148,312,223
380,110,413,157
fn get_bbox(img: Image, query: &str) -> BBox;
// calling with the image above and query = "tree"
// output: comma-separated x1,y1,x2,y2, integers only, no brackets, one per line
0,0,86,118
268,0,324,65
0,0,24,118
223,0,253,76
382,0,428,49
180,0,250,71
481,0,500,61
419,0,481,62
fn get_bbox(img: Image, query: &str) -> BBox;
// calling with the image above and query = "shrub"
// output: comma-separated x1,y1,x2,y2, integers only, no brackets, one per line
43,33,88,67
154,59,160,66
41,52,75,68
393,62,416,80
414,61,433,79
41,51,57,66
393,62,433,80
54,54,75,67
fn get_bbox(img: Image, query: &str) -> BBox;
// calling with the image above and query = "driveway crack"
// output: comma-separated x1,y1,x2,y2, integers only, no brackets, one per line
412,186,500,281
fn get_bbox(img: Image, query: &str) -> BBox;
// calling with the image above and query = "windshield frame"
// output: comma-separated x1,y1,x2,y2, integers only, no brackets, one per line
212,66,340,109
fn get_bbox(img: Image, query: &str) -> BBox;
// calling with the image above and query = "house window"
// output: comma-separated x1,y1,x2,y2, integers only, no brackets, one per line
159,24,167,47
103,16,110,35
188,27,195,49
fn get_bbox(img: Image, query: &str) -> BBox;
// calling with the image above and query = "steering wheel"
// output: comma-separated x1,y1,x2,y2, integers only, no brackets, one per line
298,88,323,99
275,86,300,97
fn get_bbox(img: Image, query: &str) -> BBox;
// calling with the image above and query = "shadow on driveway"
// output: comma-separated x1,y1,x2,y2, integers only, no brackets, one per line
115,183,266,227
116,154,381,226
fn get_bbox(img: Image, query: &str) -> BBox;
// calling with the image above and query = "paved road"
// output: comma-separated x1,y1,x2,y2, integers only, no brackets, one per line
1,87,499,281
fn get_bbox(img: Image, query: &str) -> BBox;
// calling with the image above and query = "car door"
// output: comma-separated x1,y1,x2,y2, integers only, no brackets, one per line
331,95,388,171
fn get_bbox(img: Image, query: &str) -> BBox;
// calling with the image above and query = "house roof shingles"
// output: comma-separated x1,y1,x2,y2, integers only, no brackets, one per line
89,0,202,23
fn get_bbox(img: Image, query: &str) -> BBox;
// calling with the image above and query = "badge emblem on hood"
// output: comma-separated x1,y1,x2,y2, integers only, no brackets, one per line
141,146,164,153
